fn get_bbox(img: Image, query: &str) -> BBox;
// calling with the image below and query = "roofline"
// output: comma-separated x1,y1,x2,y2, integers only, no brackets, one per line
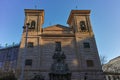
0,44,20,51
24,9,45,24
43,24,69,29
67,10,91,24
24,9,44,13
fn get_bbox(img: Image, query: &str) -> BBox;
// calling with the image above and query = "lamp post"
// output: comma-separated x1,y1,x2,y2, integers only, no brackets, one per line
20,23,29,80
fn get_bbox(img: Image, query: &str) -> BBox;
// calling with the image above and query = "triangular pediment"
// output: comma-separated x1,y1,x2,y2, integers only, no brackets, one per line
43,24,69,31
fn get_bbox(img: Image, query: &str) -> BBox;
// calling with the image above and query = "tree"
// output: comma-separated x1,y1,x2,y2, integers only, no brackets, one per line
100,55,107,66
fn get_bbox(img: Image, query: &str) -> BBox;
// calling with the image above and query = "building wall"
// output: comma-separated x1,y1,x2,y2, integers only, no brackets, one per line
0,44,19,72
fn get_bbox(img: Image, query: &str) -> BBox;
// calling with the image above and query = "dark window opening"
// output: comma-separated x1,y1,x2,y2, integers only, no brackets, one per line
25,59,32,66
86,60,94,67
29,21,36,29
55,42,61,51
117,76,120,79
80,21,86,31
84,76,87,80
27,42,34,48
113,76,116,80
108,76,111,80
83,42,90,48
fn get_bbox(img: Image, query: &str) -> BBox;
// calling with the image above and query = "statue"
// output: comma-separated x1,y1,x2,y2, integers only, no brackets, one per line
49,46,71,80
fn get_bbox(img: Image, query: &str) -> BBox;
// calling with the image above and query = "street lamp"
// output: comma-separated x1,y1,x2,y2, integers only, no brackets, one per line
20,23,30,80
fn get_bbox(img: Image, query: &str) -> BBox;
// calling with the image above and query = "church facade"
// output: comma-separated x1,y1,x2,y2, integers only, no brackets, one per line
16,9,105,80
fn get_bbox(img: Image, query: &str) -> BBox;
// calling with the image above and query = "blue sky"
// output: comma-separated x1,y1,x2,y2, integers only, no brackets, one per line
0,0,120,62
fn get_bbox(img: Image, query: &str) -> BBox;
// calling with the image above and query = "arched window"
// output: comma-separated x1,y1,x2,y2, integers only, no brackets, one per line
80,21,86,31
30,20,36,29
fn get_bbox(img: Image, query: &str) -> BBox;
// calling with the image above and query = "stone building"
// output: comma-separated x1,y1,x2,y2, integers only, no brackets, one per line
16,9,105,80
103,56,120,80
103,56,120,73
0,44,19,72
104,72,120,80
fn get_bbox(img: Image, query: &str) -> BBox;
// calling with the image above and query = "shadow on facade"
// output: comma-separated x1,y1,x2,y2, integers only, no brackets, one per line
0,44,19,72
16,34,104,80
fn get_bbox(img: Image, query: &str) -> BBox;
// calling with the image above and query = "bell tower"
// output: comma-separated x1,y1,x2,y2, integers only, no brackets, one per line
67,10,105,80
17,9,44,80
24,9,44,34
67,10,93,34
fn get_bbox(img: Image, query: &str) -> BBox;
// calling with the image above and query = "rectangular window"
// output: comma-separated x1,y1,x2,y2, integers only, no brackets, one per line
25,59,32,66
27,42,34,48
55,42,61,51
117,76,120,79
86,60,94,67
113,76,116,80
83,42,90,48
108,76,111,80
